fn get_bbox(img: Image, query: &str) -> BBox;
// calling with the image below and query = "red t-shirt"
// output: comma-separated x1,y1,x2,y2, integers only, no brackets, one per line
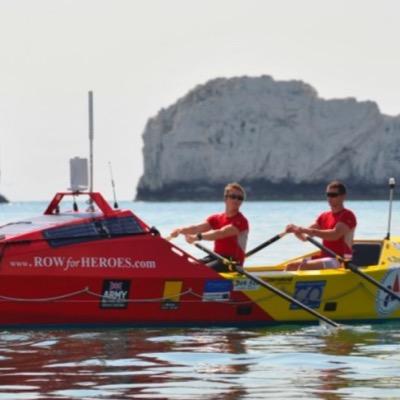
316,208,357,257
207,212,249,265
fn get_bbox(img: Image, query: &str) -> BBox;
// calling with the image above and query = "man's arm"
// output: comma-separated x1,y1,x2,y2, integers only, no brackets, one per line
185,224,239,244
300,222,350,241
170,222,211,238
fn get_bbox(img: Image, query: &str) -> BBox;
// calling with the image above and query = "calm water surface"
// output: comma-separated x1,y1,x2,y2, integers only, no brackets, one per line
0,199,399,399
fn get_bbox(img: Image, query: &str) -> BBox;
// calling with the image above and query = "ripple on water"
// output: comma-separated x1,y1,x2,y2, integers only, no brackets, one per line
0,318,400,399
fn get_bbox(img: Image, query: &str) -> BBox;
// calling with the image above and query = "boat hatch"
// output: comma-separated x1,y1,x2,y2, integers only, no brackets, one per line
352,242,382,267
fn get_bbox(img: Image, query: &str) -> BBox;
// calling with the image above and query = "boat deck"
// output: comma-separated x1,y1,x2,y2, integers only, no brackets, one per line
0,212,102,238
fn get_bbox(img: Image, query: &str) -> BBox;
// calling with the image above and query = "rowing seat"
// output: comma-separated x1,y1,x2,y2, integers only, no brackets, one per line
352,242,382,267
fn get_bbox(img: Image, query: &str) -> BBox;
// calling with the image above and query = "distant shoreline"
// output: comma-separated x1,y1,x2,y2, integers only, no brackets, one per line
136,180,395,201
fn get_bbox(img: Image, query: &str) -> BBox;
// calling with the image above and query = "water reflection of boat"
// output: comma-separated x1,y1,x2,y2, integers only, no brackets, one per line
0,187,400,328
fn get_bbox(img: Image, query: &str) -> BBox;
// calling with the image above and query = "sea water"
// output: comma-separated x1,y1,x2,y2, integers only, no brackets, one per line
0,199,399,399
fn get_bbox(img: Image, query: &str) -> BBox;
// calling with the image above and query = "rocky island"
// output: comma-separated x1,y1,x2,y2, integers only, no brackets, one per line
0,194,7,203
137,76,400,200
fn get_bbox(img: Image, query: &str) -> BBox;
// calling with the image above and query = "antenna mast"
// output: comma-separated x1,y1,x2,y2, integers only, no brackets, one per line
386,177,396,240
88,91,94,193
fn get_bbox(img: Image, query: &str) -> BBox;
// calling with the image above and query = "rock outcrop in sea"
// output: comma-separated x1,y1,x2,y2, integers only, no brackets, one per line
0,194,7,203
137,76,400,200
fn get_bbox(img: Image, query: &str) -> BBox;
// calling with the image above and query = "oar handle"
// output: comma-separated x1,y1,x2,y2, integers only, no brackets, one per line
245,231,287,258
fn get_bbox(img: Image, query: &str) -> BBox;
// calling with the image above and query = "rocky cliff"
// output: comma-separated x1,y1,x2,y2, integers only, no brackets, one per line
137,76,400,200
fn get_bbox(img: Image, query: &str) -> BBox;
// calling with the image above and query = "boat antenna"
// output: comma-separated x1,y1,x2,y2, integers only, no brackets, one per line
385,177,396,240
108,161,119,209
88,90,94,193
88,90,95,211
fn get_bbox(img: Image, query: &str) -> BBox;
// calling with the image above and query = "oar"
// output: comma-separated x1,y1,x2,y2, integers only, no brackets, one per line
245,231,287,258
306,235,400,302
194,242,340,328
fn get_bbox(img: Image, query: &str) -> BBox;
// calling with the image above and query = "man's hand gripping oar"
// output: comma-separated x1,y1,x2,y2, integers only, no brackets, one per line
194,242,340,328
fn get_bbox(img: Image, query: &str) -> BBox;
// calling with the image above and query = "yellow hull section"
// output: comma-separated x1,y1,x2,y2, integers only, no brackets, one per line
227,238,400,322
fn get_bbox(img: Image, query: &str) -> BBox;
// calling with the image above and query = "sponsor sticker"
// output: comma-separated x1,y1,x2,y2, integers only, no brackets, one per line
376,269,400,316
9,256,156,271
101,280,131,309
291,281,326,310
233,278,260,291
161,281,183,310
203,280,232,302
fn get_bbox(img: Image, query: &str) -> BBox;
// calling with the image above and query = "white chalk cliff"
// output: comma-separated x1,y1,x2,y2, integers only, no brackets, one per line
137,76,400,200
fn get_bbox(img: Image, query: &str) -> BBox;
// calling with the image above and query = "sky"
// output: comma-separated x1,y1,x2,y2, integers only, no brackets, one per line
0,0,399,201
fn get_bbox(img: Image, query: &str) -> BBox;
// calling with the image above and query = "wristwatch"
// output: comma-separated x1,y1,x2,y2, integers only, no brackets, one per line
196,232,203,241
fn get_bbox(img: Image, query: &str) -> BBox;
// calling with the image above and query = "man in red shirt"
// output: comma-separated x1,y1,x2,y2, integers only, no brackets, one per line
169,182,249,270
285,180,357,271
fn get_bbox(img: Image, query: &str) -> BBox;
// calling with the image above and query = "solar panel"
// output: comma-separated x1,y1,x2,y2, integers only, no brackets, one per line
43,216,144,247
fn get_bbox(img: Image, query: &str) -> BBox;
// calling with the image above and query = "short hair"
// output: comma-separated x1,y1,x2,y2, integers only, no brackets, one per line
327,180,347,194
224,182,246,199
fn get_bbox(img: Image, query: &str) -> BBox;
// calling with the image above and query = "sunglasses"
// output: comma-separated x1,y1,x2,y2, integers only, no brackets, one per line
225,194,244,201
326,192,341,198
